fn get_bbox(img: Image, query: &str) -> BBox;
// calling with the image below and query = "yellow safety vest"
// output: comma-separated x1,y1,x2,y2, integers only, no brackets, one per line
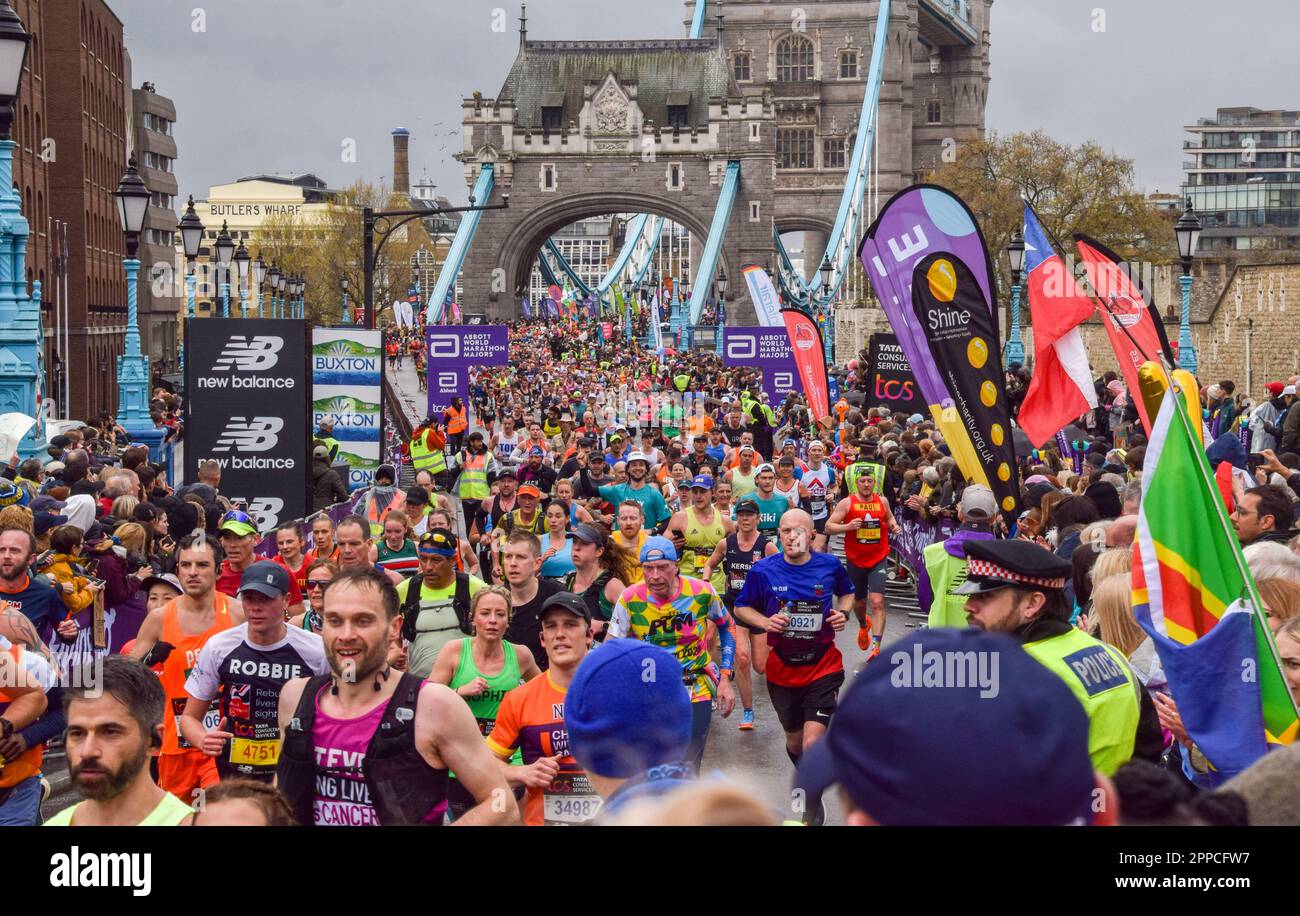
458,453,490,500
845,462,886,495
923,542,973,629
410,433,447,475
1022,626,1141,776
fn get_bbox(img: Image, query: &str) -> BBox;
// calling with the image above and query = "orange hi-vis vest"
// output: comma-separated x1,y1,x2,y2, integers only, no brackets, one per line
158,595,235,756
446,405,467,435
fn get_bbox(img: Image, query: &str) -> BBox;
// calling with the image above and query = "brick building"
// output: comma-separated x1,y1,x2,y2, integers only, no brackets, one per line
40,0,129,420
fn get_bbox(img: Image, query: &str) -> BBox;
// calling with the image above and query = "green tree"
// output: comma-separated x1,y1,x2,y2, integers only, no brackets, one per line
257,180,435,328
927,130,1177,288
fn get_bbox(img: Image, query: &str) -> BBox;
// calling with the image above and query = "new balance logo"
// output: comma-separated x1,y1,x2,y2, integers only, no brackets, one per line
212,336,283,371
212,417,283,452
246,497,284,530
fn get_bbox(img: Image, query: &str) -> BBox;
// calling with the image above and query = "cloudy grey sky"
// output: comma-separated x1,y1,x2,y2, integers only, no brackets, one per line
115,0,1295,204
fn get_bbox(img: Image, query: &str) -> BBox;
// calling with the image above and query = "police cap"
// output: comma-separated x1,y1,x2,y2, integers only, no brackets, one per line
953,539,1071,596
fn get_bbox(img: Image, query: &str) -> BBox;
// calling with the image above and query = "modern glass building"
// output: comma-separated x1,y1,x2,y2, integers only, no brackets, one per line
1183,107,1300,254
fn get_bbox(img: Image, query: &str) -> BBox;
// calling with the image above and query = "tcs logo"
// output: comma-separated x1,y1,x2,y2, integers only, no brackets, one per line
874,374,915,402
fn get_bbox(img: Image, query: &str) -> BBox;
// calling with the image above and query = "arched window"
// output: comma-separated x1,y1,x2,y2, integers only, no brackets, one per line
775,34,815,82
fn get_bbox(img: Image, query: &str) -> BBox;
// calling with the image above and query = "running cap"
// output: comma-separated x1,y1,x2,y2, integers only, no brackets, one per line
541,590,592,624
239,560,292,599
958,484,997,521
755,463,775,475
567,640,692,778
794,628,1094,825
218,509,257,538
141,572,183,595
639,536,678,563
734,498,760,515
626,451,649,465
689,475,714,490
517,484,542,499
571,523,604,546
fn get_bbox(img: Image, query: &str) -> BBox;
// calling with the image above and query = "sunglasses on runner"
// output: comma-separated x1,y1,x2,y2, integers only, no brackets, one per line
306,579,331,590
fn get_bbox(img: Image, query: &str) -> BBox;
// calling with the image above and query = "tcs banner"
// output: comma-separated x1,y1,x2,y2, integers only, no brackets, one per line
865,333,924,414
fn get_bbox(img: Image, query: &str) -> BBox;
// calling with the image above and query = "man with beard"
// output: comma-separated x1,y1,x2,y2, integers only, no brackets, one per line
46,656,194,826
276,567,515,826
181,561,328,783
582,452,669,534
470,466,518,546
0,527,64,635
130,533,244,802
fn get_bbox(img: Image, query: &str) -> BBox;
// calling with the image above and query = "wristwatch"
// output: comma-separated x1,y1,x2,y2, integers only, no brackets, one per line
0,717,13,739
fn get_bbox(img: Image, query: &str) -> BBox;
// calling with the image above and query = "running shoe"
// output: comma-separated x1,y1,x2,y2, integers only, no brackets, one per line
738,708,755,730
856,615,874,651
867,635,882,661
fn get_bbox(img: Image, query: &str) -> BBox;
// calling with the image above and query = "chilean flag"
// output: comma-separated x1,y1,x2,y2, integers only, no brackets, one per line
1017,204,1099,447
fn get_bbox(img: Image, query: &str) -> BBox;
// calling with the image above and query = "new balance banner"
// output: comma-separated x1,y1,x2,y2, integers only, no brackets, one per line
185,319,309,532
782,308,830,423
1075,234,1175,434
859,184,999,494
865,333,924,414
722,327,802,402
911,253,1021,519
426,325,510,420
312,328,383,491
741,264,782,327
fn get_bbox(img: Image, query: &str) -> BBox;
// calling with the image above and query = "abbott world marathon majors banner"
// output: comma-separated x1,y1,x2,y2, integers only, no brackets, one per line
425,325,510,420
722,327,801,403
185,319,310,531
312,328,383,491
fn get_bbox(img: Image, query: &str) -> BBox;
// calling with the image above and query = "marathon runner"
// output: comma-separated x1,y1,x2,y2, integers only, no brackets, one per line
277,568,516,825
666,475,733,595
486,591,601,826
608,537,735,770
308,514,340,565
733,509,852,824
701,498,779,731
726,444,759,502
428,585,541,820
583,451,670,533
396,529,487,679
46,657,194,826
217,509,304,615
335,515,405,586
611,500,648,581
274,522,312,597
825,466,899,660
130,532,244,802
748,466,791,538
501,530,564,669
802,440,837,550
181,560,328,783
562,522,631,642
0,630,57,825
288,559,336,633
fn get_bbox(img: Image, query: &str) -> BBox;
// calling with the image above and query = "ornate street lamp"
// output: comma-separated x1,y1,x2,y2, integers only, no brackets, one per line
1004,229,1026,368
251,253,265,318
341,274,350,325
1174,199,1202,373
266,261,281,318
176,195,204,373
233,238,250,316
818,253,835,361
113,157,163,456
214,220,234,317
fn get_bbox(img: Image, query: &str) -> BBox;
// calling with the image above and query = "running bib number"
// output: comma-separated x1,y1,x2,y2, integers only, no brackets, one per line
856,518,881,543
543,774,603,826
692,553,707,569
729,576,746,593
173,701,222,751
229,737,281,766
785,601,824,634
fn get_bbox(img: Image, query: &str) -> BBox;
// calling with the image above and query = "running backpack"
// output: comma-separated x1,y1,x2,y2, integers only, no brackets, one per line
400,572,474,644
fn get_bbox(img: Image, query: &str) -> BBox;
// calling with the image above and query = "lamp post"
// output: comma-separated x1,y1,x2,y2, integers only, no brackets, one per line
233,239,249,317
715,265,728,353
266,262,280,319
177,195,204,374
113,157,164,458
1004,229,1026,369
818,254,834,362
251,253,264,318
341,274,350,325
296,276,307,319
214,220,233,317
1175,199,1202,374
0,0,43,457
276,272,287,320
292,276,301,319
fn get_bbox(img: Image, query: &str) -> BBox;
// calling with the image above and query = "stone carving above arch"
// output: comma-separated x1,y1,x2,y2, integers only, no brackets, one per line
591,74,630,135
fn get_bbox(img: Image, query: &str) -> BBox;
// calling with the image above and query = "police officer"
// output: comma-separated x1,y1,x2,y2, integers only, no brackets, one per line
955,539,1161,776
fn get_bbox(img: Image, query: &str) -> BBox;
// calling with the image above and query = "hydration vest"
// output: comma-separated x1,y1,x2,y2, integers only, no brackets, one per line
278,673,449,826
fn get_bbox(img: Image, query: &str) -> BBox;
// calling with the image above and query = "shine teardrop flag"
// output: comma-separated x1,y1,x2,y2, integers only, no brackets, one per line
911,252,1021,518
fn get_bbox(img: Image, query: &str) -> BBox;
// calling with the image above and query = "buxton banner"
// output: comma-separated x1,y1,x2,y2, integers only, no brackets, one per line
185,319,309,531
722,326,802,403
312,327,383,491
865,332,924,415
425,325,510,420
911,252,1021,519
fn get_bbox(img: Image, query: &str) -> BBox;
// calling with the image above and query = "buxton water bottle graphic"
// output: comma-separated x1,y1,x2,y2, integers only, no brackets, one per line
311,337,382,385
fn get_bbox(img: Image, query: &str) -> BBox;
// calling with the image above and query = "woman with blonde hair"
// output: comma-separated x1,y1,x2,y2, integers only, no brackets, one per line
1256,577,1300,633
110,495,139,523
1091,574,1165,692
427,585,541,821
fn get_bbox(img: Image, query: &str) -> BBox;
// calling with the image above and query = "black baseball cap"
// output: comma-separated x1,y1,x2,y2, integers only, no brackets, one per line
239,560,292,599
734,498,760,515
541,591,592,623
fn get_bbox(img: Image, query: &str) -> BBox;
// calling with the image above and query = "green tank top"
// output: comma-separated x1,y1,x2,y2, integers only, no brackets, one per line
679,506,727,592
731,467,758,501
450,638,525,766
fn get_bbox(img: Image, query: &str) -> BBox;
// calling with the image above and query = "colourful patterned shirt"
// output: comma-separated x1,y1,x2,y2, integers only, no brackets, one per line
608,576,733,702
